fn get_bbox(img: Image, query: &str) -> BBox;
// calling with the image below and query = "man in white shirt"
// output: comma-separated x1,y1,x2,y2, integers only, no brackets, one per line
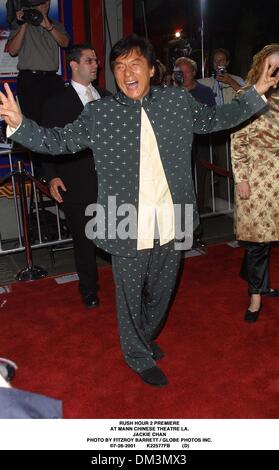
199,48,245,105
41,44,111,308
199,48,246,210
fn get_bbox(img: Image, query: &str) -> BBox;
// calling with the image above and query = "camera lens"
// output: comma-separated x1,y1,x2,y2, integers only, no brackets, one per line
173,68,184,85
217,66,226,75
22,8,44,26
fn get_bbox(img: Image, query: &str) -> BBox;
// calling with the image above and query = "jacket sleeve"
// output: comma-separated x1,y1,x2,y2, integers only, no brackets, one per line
231,122,251,183
9,104,95,156
184,86,266,135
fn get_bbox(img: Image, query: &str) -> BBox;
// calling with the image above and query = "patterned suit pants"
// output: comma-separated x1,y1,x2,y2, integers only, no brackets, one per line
112,240,182,372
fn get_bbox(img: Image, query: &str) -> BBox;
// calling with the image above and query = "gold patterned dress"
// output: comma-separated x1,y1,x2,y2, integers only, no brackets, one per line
231,92,279,242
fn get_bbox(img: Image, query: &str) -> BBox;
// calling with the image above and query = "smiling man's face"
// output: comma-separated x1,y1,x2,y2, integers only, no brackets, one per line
113,48,155,101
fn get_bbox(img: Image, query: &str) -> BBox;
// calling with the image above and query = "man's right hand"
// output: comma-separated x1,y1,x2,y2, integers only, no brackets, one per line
49,178,67,203
0,83,23,129
16,9,25,22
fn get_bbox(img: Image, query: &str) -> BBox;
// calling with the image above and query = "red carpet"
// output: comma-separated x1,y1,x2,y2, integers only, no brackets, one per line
1,243,279,418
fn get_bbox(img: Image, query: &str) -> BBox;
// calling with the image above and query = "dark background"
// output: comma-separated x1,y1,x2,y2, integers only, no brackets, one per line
133,0,279,79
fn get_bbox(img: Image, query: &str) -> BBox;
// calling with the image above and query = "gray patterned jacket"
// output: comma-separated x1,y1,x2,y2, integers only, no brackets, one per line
11,86,266,257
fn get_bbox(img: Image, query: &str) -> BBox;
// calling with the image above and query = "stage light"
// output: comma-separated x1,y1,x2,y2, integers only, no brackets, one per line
174,29,182,39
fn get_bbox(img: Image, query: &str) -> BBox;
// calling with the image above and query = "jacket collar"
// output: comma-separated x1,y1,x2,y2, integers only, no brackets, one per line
114,87,157,107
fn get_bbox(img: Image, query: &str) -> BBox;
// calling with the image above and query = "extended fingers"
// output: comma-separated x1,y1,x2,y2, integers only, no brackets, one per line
4,83,15,102
0,84,15,109
262,57,270,75
0,89,8,106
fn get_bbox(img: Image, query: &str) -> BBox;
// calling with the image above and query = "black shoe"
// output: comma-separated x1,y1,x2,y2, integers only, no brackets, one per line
192,233,207,251
138,366,168,387
150,341,165,360
263,288,279,297
244,304,262,323
194,236,206,249
81,293,100,308
0,357,18,382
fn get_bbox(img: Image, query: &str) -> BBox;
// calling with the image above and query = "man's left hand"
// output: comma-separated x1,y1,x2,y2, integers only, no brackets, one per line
216,72,232,85
40,14,52,30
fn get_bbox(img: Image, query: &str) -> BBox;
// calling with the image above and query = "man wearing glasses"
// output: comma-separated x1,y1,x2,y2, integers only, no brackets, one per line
41,44,111,308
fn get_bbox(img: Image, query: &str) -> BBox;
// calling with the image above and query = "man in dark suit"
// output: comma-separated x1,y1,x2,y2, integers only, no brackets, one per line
41,44,111,308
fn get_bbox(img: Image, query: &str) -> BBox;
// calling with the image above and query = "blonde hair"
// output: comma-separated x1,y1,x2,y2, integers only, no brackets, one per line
246,43,279,85
175,57,197,74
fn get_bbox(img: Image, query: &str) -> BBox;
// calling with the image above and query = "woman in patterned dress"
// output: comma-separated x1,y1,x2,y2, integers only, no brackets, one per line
231,44,279,322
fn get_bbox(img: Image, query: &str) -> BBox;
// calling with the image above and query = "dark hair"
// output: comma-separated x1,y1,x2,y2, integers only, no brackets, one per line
66,44,96,66
212,48,230,62
151,59,167,86
110,34,156,71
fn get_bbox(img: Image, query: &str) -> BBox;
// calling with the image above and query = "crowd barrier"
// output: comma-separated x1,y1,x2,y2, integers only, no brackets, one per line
192,132,234,218
0,146,72,261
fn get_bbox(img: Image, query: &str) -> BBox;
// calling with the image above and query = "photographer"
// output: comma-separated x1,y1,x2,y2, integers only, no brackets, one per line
173,57,215,235
199,48,244,105
173,57,215,106
6,0,69,126
198,49,245,210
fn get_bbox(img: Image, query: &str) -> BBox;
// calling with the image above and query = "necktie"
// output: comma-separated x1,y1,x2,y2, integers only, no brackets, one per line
85,86,94,103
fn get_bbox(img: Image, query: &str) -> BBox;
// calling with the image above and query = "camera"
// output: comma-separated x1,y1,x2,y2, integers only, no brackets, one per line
173,67,184,86
21,8,44,26
215,65,227,77
6,0,47,26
